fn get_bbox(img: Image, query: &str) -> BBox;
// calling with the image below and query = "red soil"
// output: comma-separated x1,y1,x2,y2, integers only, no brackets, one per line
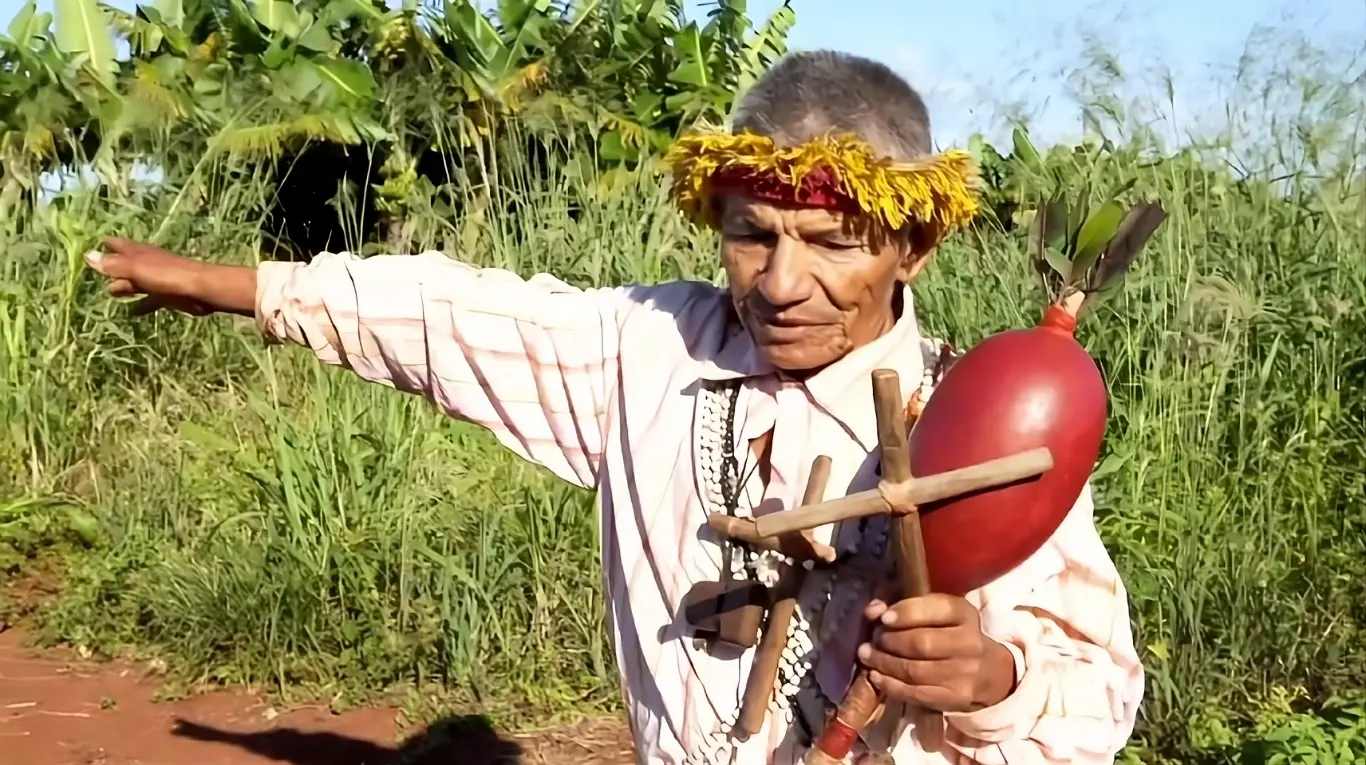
0,627,636,765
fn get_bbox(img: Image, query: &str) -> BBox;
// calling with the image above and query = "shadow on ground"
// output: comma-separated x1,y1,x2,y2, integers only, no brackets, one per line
172,713,523,765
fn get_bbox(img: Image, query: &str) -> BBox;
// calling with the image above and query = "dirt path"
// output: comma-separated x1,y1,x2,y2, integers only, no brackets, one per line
0,628,636,765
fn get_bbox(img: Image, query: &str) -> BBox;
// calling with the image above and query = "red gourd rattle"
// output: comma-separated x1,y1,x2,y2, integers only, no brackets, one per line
744,195,1167,763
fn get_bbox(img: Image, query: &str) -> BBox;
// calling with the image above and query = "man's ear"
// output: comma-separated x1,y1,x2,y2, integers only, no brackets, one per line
898,248,935,282
895,222,942,282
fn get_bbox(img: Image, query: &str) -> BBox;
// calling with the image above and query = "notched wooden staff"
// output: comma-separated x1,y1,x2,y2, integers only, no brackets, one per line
709,369,1054,762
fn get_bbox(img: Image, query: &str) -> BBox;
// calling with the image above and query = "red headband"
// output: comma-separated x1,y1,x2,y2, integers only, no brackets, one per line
708,165,863,214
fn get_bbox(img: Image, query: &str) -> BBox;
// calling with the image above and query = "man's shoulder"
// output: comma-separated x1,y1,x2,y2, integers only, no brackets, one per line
609,279,736,368
614,278,730,314
613,279,732,334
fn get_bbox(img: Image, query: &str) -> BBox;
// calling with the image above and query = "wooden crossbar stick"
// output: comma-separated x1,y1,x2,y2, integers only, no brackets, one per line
706,515,838,564
751,447,1052,539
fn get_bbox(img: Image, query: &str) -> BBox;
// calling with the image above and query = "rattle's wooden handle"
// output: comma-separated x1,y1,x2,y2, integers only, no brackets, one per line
872,371,933,603
806,370,935,763
737,455,833,735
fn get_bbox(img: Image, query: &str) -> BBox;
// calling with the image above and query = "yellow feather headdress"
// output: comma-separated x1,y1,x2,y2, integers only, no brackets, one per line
664,124,982,246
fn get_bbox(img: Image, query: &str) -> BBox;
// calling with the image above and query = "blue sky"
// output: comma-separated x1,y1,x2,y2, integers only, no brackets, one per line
703,0,1366,149
6,0,1364,149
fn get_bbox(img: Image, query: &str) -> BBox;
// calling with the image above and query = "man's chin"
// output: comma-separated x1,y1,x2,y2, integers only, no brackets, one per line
756,343,842,375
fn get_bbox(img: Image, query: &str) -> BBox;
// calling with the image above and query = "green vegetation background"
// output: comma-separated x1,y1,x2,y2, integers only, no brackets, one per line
2,1,1363,762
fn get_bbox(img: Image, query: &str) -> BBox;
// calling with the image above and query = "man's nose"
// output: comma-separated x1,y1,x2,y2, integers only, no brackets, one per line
755,236,814,308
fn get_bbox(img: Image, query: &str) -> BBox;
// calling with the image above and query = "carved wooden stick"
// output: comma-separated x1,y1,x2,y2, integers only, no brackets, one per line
737,455,834,736
752,447,1052,538
803,370,933,765
706,515,838,564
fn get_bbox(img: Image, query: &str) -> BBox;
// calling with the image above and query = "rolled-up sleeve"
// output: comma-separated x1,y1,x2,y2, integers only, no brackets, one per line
255,250,626,490
941,484,1145,764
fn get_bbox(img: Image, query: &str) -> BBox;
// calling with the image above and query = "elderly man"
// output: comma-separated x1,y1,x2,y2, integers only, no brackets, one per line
86,51,1142,764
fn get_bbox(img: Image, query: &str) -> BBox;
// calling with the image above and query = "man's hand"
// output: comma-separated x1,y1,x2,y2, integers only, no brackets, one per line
85,237,257,317
857,593,1017,713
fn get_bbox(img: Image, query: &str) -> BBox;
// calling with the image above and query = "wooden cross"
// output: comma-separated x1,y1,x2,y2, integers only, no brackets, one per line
706,369,1053,748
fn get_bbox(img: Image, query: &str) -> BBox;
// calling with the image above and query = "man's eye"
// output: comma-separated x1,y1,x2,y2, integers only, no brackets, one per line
728,229,776,244
814,238,860,251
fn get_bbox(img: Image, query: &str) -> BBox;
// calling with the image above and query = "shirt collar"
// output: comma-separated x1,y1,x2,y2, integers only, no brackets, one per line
696,284,926,452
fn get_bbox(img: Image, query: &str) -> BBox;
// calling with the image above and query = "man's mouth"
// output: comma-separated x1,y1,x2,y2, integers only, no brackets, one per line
756,314,826,328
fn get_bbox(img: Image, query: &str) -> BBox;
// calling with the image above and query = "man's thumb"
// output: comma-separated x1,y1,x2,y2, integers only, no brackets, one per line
84,249,129,278
85,249,111,274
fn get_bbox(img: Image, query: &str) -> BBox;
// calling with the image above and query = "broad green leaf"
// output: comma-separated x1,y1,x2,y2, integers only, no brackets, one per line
154,0,183,27
489,10,548,80
647,126,673,153
445,0,504,67
250,0,301,36
1066,181,1090,254
1028,195,1068,263
279,57,324,101
53,0,116,84
6,0,37,43
454,69,485,102
159,22,188,53
296,20,336,52
261,37,289,68
1070,200,1126,283
668,23,708,87
599,129,627,163
1011,126,1042,170
631,91,663,122
498,0,552,31
314,56,378,102
1043,247,1072,280
664,90,701,114
28,10,52,42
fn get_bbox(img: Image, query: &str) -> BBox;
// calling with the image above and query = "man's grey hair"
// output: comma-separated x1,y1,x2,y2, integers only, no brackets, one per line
731,50,932,161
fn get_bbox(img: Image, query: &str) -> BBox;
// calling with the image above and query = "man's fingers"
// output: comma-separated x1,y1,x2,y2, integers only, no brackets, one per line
140,295,212,316
859,644,959,681
879,593,973,629
871,625,970,660
866,669,959,711
864,599,889,621
101,236,137,253
129,295,166,316
107,278,137,297
85,249,119,276
129,295,209,316
863,580,900,620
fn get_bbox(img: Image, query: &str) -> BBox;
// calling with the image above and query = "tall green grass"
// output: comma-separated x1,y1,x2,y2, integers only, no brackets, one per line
2,63,1364,764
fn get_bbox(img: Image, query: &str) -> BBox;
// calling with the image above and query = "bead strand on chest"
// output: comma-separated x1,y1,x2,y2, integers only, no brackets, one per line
686,344,954,764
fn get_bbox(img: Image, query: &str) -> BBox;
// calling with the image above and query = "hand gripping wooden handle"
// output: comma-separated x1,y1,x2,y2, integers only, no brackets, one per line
737,455,834,736
804,370,935,764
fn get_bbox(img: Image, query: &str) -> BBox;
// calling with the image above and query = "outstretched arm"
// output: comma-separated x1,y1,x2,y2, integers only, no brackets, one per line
86,239,627,490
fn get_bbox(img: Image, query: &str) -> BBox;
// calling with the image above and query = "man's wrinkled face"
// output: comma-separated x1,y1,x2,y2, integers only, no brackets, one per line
719,195,932,374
